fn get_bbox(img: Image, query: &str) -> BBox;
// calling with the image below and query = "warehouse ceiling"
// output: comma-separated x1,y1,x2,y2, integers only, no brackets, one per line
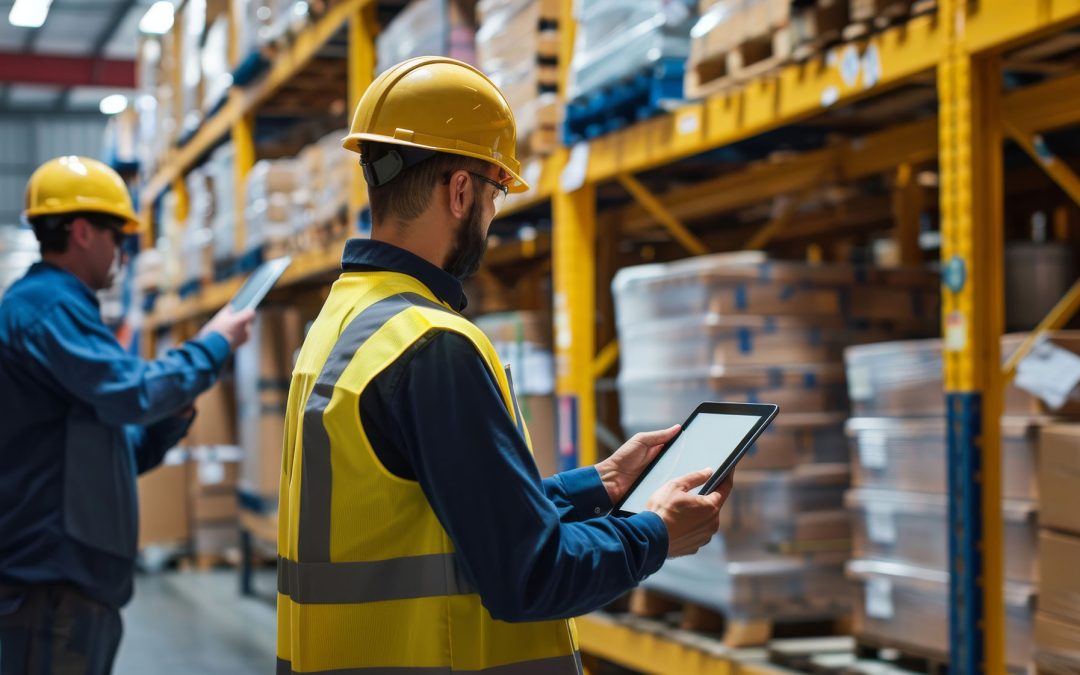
0,0,152,114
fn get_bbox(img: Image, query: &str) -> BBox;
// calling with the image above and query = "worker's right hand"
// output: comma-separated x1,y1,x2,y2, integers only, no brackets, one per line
199,305,256,350
644,468,730,558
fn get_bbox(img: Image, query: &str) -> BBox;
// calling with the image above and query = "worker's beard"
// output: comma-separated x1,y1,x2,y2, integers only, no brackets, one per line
443,194,488,281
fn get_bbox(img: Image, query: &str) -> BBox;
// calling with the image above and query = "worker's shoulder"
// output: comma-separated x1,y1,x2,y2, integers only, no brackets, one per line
0,274,84,340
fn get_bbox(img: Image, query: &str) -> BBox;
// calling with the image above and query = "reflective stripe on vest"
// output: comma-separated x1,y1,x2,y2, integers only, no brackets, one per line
277,553,473,604
277,652,584,675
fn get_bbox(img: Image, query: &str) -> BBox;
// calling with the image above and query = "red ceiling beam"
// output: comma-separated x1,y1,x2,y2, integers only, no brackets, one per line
0,51,135,89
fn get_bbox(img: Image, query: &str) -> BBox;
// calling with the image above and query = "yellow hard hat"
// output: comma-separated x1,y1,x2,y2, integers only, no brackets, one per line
342,56,528,193
24,156,139,233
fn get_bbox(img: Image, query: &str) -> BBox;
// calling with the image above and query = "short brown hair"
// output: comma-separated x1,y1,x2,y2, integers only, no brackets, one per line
364,142,490,223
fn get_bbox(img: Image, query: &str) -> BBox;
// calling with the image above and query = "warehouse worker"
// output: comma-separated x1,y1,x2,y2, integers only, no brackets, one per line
0,156,255,675
277,56,731,675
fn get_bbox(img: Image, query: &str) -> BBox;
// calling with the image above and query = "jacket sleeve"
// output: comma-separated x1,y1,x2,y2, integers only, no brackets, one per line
542,468,613,522
126,413,196,474
25,303,231,428
379,331,669,623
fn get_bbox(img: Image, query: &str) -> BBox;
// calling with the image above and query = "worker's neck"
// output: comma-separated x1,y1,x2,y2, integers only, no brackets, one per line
42,253,96,291
371,221,450,273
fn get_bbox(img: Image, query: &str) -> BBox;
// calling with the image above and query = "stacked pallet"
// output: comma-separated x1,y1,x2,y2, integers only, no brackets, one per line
613,252,939,646
686,0,794,99
843,333,1080,672
477,0,561,157
475,311,559,476
376,0,476,74
564,0,696,143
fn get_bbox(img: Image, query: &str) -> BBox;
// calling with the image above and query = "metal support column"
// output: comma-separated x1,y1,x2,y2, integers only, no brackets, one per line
552,179,598,470
938,0,1006,668
231,113,255,254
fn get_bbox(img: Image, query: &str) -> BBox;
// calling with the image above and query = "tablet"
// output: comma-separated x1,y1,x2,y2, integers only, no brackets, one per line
614,402,779,516
229,256,292,312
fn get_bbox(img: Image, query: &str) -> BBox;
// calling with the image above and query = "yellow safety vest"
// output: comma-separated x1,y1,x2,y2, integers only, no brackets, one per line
276,270,581,674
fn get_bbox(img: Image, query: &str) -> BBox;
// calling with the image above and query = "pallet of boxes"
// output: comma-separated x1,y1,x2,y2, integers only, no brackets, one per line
476,0,561,159
234,307,308,557
475,311,559,477
612,252,938,646
842,332,1080,672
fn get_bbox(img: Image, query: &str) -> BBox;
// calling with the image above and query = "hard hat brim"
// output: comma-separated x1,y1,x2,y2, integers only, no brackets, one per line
342,133,530,194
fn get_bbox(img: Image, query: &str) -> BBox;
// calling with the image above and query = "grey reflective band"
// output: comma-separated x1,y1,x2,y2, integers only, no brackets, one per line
297,292,450,562
277,652,583,675
503,366,526,437
277,552,474,604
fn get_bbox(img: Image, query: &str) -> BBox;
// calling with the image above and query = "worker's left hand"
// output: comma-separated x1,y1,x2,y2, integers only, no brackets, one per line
595,425,680,505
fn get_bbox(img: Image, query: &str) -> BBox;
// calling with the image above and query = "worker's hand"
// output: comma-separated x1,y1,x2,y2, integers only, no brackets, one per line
199,305,256,350
645,470,732,558
595,425,680,505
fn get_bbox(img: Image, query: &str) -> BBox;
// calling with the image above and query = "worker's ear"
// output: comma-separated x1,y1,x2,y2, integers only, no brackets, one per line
446,169,471,220
68,217,94,251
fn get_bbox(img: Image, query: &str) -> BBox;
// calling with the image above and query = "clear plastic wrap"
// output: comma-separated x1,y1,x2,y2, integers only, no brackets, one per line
567,0,695,100
244,159,303,253
847,416,1040,499
846,488,1037,582
377,0,475,74
848,559,1034,670
642,546,850,620
619,363,847,430
845,333,1080,417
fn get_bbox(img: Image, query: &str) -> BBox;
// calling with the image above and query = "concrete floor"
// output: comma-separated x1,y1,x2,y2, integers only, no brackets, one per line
114,570,277,675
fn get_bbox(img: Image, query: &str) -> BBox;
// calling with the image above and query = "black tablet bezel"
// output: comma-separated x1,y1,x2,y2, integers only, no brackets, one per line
229,256,293,312
612,401,780,517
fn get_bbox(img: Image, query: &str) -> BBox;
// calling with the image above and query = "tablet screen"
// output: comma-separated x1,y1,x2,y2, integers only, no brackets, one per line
619,413,761,514
230,256,292,312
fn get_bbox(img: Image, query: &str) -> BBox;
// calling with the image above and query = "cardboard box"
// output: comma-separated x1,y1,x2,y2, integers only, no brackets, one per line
523,395,556,478
138,457,191,548
186,377,237,447
1035,611,1080,673
192,492,239,523
1039,424,1080,535
193,521,238,556
1039,530,1080,625
741,413,848,471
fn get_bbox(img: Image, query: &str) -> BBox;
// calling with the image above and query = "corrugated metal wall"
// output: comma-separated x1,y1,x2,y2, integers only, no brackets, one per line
0,115,106,227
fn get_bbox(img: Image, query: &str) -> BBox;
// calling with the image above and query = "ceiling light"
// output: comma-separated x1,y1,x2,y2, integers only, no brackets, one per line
99,94,128,116
139,1,174,35
9,0,54,28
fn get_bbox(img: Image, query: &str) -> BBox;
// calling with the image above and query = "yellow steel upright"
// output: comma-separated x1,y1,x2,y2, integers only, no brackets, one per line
937,0,1005,671
232,113,256,254
551,0,597,469
348,2,377,223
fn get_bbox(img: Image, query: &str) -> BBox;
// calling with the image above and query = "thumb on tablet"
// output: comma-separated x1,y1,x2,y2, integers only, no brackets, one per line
672,467,713,492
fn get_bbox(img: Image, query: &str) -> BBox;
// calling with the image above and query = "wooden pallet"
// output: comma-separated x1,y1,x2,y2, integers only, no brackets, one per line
628,588,850,649
843,0,937,41
852,635,950,674
768,636,858,673
792,0,850,62
686,28,793,100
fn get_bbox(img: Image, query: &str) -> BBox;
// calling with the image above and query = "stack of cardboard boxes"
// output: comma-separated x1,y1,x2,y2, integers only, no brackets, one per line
475,311,558,476
476,0,561,157
843,333,1080,670
1035,423,1080,672
376,0,476,74
613,252,938,643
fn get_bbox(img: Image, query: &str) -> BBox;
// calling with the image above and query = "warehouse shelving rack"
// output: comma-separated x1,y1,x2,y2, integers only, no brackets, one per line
140,0,1080,672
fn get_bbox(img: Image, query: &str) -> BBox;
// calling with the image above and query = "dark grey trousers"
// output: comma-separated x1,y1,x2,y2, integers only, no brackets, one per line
0,585,121,675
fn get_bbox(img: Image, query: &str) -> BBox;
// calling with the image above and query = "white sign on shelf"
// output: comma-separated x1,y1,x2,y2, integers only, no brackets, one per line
858,430,889,469
560,142,590,194
1015,337,1080,410
866,578,895,619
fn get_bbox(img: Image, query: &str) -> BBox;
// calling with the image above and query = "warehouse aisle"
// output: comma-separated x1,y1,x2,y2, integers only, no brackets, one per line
114,571,276,675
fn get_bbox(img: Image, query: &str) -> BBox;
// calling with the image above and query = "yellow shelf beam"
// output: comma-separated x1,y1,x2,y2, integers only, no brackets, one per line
142,0,368,210
1002,279,1080,382
617,173,709,256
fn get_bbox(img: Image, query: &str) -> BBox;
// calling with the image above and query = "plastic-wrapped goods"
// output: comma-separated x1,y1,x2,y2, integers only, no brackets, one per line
377,0,476,74
201,16,232,113
620,362,847,431
474,311,555,396
845,333,1080,417
848,559,1034,671
846,488,1037,582
132,248,164,295
612,254,939,326
568,0,696,101
245,158,303,255
205,143,236,264
643,547,850,621
179,0,207,137
846,417,1040,499
740,413,848,471
1035,611,1080,674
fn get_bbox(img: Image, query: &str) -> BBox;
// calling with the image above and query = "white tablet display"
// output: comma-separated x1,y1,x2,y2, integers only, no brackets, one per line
619,413,761,515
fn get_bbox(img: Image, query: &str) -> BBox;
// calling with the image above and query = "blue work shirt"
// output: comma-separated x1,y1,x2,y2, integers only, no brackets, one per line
346,239,669,621
0,262,231,609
